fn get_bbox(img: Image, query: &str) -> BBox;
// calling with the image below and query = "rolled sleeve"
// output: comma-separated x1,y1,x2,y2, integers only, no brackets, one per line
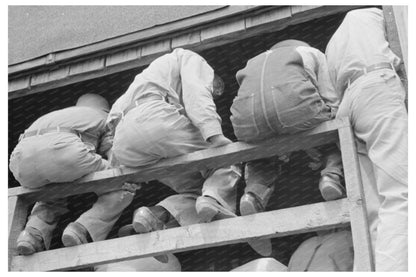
199,120,223,141
97,127,113,158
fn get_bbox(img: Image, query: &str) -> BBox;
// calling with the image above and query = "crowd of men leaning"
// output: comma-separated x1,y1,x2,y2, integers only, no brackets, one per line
9,8,407,271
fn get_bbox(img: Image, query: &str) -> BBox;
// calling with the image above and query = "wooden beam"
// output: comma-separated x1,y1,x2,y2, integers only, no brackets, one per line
289,5,356,26
69,57,105,76
383,6,408,107
8,6,259,75
338,120,374,271
11,199,350,271
8,118,345,203
383,6,408,73
30,66,70,87
8,196,29,270
9,6,364,100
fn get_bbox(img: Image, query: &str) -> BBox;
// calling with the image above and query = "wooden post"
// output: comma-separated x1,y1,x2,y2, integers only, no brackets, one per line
383,6,408,108
338,118,374,271
8,196,29,271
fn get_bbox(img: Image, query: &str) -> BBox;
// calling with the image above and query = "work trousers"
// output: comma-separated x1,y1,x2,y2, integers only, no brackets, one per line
231,87,334,208
336,68,408,271
320,149,343,178
113,99,241,225
9,133,134,247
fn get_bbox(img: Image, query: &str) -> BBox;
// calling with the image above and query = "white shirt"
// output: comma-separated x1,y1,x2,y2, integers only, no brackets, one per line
325,8,401,95
108,48,222,141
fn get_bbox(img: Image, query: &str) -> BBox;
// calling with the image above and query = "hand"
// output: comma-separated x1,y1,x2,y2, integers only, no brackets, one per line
122,182,142,193
308,161,323,170
278,153,291,163
208,134,232,147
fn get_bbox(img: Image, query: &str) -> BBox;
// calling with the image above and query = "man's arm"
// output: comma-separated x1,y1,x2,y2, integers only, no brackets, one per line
97,125,113,159
297,46,340,111
178,49,226,143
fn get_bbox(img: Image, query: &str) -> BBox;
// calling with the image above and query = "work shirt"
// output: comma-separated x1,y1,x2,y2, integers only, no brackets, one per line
108,48,222,141
296,46,339,109
26,106,112,156
231,43,337,141
325,8,401,96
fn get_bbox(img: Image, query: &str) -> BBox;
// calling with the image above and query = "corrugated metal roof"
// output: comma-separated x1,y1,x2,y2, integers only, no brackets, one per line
8,5,224,65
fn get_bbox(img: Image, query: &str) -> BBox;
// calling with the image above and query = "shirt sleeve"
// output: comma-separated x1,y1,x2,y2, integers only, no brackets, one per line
97,124,113,158
178,49,223,141
297,46,340,110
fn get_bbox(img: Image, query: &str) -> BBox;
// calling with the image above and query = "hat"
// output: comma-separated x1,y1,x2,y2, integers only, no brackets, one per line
76,93,110,113
270,39,310,50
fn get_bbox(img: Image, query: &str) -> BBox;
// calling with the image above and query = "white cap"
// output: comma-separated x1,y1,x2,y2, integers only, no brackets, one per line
76,93,110,113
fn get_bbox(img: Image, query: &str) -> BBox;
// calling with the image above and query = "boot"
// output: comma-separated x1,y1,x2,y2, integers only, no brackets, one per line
319,173,345,201
62,222,92,247
195,196,237,223
118,224,137,238
240,192,272,257
132,206,171,233
239,192,265,215
16,227,45,255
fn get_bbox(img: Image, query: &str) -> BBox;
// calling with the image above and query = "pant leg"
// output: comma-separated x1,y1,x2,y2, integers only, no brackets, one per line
339,69,408,271
158,193,200,226
11,133,111,245
202,164,242,213
69,154,127,242
321,149,343,178
157,172,204,226
244,157,280,208
10,133,110,189
112,100,209,167
76,189,135,241
25,199,68,249
357,151,381,253
373,166,407,271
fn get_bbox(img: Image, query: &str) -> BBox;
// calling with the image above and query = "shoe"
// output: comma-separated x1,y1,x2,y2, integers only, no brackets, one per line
319,174,345,201
132,206,167,234
62,222,91,247
239,193,272,257
16,227,45,255
118,224,137,238
239,192,265,216
196,196,237,223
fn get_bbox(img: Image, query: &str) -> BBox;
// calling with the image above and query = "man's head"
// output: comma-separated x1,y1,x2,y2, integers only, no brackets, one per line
212,74,225,100
76,93,110,113
270,39,310,50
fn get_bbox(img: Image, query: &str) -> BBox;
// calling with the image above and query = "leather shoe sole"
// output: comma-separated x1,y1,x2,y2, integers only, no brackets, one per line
62,222,90,247
16,229,45,255
196,196,237,223
239,193,264,216
320,176,345,201
17,241,37,256
132,207,166,234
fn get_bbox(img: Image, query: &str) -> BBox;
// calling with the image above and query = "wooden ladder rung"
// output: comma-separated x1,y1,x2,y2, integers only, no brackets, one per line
11,199,350,271
8,118,348,203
